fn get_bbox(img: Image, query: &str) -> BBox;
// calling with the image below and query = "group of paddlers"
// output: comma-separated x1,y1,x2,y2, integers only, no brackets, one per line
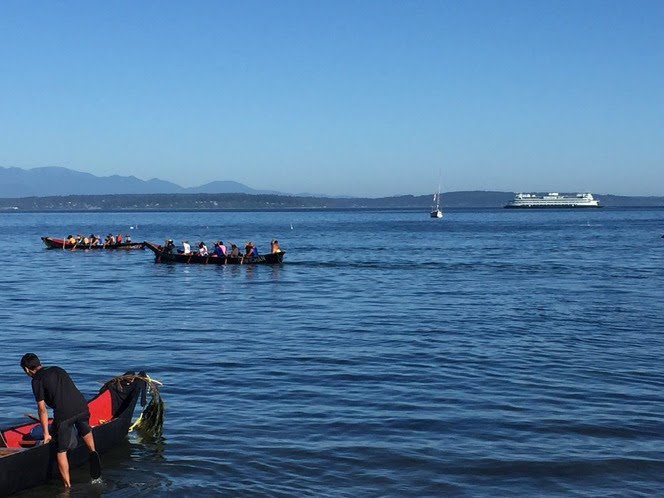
66,233,132,246
163,239,281,258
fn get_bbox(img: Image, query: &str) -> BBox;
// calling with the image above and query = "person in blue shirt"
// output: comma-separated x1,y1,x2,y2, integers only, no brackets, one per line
244,242,259,258
213,241,227,257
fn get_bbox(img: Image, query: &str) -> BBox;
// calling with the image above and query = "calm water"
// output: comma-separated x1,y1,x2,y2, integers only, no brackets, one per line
1,208,663,497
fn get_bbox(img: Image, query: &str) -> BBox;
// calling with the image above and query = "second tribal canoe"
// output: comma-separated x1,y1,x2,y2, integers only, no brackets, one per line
145,241,285,265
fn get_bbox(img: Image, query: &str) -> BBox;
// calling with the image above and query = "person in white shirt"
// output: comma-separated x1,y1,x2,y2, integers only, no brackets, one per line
182,240,191,254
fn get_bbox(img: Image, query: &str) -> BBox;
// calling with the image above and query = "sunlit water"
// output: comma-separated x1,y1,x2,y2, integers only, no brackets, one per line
1,208,663,497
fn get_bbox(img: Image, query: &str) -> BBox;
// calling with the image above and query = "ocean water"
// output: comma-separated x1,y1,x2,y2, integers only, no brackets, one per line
1,208,663,497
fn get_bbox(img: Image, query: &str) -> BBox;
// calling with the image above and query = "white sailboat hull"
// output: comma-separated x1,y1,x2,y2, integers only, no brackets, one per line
430,188,443,218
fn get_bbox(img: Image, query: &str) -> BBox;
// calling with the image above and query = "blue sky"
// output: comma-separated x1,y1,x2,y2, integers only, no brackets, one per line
1,1,662,197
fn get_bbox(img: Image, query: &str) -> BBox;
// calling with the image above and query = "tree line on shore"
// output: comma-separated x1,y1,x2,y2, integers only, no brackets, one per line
0,192,662,211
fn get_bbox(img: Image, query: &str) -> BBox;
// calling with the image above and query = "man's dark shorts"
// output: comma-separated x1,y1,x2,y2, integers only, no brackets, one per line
52,411,91,452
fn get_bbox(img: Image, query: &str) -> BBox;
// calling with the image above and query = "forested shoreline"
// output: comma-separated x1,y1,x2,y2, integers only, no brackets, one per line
0,192,662,211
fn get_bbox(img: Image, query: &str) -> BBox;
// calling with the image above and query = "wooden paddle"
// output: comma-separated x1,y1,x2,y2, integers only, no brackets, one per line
24,412,39,422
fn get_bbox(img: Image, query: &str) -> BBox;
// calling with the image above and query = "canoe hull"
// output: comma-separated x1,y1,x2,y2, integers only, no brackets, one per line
41,236,145,250
145,241,285,265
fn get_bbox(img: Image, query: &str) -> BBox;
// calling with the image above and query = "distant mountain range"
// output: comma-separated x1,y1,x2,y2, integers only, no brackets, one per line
0,166,662,209
0,166,278,197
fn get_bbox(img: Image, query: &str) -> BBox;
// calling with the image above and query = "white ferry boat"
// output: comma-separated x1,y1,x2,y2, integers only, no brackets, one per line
505,192,601,208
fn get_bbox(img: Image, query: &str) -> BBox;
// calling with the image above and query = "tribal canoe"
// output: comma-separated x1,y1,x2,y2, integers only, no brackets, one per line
145,241,285,265
41,236,145,250
0,372,147,497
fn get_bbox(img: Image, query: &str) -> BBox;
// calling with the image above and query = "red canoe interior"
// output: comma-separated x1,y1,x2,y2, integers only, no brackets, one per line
1,389,113,449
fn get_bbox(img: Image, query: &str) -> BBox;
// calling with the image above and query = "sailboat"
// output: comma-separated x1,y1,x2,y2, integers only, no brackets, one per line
430,186,443,218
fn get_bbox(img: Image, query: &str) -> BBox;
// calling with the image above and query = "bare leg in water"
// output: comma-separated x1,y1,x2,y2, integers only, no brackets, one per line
57,431,98,486
56,450,71,487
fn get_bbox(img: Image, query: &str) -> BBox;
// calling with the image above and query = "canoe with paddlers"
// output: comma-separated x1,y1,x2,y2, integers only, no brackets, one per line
41,236,145,250
0,372,163,496
144,241,285,265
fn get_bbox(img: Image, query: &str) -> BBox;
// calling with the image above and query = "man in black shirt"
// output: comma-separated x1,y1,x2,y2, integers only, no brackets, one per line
21,353,101,487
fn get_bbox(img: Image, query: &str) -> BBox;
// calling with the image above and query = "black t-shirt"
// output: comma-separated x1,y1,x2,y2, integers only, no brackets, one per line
31,366,88,421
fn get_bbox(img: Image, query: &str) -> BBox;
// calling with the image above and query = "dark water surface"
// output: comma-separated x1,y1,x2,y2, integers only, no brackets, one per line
1,208,663,497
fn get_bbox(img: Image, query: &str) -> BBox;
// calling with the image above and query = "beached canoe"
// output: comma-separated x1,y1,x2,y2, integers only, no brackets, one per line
0,372,147,496
145,241,285,265
41,236,145,250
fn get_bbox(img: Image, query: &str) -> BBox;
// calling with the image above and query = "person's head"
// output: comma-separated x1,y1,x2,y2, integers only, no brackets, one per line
20,353,41,376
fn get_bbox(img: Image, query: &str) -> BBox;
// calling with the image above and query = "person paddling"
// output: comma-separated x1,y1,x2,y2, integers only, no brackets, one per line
20,353,101,487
